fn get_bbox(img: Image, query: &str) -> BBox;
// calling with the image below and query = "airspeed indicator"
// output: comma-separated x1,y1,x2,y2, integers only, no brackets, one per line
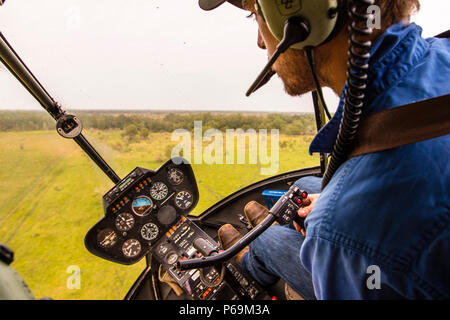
150,182,169,201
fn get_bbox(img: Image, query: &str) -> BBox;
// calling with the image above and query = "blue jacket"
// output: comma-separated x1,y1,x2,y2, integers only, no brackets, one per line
301,23,450,299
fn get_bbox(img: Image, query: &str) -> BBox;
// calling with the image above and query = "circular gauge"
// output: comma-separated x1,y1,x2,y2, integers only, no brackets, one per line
174,190,194,210
166,252,179,265
140,223,159,241
132,196,153,216
115,212,135,232
167,168,184,185
150,182,169,201
122,239,142,258
97,228,118,248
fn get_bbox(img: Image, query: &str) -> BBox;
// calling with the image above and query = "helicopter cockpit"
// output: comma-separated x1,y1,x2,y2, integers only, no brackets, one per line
1,0,449,302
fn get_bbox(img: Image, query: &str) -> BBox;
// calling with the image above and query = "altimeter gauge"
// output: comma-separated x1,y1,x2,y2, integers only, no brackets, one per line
150,181,169,201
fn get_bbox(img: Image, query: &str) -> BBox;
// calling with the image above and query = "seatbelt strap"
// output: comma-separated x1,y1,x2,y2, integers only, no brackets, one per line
435,29,450,39
348,94,450,159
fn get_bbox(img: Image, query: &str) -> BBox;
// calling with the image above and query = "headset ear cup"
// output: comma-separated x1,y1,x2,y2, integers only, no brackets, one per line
257,0,340,49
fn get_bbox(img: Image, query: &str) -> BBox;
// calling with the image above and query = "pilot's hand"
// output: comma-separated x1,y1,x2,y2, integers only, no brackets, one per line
293,193,320,236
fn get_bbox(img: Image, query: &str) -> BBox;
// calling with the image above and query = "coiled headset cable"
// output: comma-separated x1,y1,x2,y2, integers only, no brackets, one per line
321,0,374,189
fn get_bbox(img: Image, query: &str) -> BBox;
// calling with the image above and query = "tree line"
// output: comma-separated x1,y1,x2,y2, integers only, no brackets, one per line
0,111,317,136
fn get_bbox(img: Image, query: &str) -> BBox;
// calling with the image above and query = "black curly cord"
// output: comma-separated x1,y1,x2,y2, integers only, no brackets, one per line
321,0,374,189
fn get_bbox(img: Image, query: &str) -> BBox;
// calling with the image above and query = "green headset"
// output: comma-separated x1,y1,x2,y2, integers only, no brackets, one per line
201,0,343,50
254,0,340,49
242,0,347,99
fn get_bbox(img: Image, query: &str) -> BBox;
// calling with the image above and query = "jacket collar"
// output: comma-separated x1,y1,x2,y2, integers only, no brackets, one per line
309,22,428,154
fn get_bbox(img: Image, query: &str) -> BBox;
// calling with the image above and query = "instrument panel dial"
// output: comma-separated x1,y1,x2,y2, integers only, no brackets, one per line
174,190,194,210
150,181,169,201
97,228,118,248
115,212,135,232
167,168,184,185
132,196,153,216
140,222,159,241
166,252,179,265
122,239,142,258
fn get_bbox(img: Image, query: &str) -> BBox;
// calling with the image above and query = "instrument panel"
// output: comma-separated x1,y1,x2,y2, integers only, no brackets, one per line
85,157,270,300
84,158,199,265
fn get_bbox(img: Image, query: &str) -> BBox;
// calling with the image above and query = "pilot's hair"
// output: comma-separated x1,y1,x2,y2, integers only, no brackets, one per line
376,0,421,31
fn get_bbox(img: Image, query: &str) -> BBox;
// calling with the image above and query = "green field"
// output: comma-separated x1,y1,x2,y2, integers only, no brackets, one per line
0,129,318,300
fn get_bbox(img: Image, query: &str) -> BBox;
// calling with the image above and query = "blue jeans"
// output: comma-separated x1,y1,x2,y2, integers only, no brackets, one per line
241,176,322,300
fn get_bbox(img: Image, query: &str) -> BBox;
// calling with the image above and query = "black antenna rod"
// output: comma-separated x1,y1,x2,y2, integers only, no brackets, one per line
0,32,121,184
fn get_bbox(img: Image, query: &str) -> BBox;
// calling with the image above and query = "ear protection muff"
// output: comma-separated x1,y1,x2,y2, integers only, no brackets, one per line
256,0,340,49
246,0,343,97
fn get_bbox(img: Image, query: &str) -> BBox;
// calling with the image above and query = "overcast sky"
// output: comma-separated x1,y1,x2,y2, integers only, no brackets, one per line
0,0,448,113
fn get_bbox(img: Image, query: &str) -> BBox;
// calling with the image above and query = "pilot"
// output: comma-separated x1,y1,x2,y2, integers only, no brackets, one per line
199,0,450,299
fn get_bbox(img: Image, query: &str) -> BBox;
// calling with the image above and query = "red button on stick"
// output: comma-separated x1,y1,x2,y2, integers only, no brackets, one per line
302,192,307,198
297,199,302,204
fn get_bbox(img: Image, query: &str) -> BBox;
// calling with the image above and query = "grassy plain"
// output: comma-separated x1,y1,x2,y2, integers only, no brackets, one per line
0,129,318,299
